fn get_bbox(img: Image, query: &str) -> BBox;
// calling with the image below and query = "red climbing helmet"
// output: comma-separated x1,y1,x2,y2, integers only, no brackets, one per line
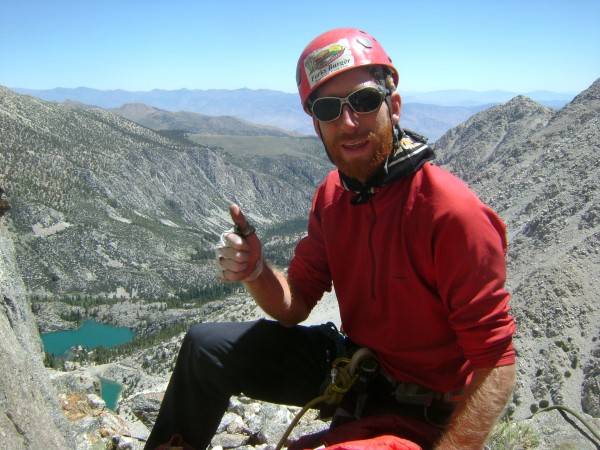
296,28,398,113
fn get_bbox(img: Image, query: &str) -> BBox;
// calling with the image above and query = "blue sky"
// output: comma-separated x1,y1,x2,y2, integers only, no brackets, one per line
1,0,598,95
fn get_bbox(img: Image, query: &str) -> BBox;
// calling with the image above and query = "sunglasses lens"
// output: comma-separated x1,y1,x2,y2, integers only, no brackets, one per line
349,88,383,113
311,87,385,122
312,98,342,122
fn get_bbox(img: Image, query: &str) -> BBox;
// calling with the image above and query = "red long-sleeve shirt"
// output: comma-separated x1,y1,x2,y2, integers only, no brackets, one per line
288,162,516,393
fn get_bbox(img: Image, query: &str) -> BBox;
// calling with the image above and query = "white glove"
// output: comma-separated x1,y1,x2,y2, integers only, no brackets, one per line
215,227,264,282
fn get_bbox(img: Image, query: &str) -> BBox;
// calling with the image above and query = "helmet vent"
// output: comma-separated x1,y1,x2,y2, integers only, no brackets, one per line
356,36,373,49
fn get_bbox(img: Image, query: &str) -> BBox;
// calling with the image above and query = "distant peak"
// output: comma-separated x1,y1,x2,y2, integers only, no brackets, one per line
569,77,600,104
504,94,541,106
115,103,160,113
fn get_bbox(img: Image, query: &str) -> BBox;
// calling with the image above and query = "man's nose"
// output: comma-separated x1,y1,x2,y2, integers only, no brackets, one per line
338,103,359,128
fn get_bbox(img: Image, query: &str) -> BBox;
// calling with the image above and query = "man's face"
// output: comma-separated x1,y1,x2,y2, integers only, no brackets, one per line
312,67,401,183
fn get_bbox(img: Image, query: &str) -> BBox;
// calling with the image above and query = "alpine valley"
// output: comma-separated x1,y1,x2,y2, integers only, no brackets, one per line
0,80,598,449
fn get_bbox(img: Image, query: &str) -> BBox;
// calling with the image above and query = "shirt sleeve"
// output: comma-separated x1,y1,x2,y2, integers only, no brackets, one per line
427,170,516,368
288,183,333,311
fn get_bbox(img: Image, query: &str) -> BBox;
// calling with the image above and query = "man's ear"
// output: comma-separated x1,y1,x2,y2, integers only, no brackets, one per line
390,92,401,125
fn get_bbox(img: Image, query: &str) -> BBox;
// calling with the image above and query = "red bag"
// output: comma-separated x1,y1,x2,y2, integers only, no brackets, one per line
290,414,439,450
324,434,422,450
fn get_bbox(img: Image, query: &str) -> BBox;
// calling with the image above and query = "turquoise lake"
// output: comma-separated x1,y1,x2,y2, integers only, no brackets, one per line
41,320,134,410
41,320,134,357
100,378,122,410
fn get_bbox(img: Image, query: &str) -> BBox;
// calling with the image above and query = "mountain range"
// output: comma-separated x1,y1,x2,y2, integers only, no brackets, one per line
0,85,331,299
0,78,599,448
13,86,574,141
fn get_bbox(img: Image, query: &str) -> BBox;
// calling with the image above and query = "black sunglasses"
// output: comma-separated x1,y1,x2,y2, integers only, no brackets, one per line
310,85,389,122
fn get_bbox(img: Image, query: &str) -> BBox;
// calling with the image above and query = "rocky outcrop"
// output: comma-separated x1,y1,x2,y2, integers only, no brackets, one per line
0,191,145,449
49,368,146,449
435,95,555,181
0,196,73,448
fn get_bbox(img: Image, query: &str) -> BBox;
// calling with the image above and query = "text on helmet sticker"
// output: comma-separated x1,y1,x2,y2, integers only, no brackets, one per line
303,38,354,89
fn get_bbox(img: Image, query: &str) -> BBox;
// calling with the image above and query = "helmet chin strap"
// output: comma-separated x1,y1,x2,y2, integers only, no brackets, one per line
316,121,335,165
384,94,401,152
392,123,401,151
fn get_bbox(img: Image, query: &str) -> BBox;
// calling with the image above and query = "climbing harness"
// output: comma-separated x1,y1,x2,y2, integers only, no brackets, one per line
275,348,377,450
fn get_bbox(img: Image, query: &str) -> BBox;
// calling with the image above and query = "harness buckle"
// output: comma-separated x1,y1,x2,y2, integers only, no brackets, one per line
393,383,436,406
385,374,463,407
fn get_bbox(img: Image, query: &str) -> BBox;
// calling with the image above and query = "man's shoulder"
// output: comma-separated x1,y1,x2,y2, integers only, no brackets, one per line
418,163,478,198
400,163,492,222
420,162,462,182
316,169,344,195
311,169,348,210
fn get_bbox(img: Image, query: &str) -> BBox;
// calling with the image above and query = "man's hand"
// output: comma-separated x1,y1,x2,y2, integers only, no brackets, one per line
215,204,309,325
215,204,264,282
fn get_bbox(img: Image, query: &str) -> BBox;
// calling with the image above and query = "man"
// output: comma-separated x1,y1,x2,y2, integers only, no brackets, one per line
146,28,516,450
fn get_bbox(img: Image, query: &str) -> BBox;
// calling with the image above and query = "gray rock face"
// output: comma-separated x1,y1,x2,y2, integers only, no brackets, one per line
49,369,145,449
0,214,73,448
0,198,146,449
124,391,163,430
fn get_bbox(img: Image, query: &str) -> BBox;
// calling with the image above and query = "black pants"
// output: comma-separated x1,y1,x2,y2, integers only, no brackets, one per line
144,319,342,450
144,319,453,450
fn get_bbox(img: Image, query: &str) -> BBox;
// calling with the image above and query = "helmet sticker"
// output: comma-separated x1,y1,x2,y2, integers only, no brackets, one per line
303,38,354,89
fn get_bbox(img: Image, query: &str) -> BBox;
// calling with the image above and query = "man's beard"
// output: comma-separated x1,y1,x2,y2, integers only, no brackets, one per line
333,129,393,183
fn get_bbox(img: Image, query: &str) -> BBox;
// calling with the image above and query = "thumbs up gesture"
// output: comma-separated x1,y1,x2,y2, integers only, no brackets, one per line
215,204,264,282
